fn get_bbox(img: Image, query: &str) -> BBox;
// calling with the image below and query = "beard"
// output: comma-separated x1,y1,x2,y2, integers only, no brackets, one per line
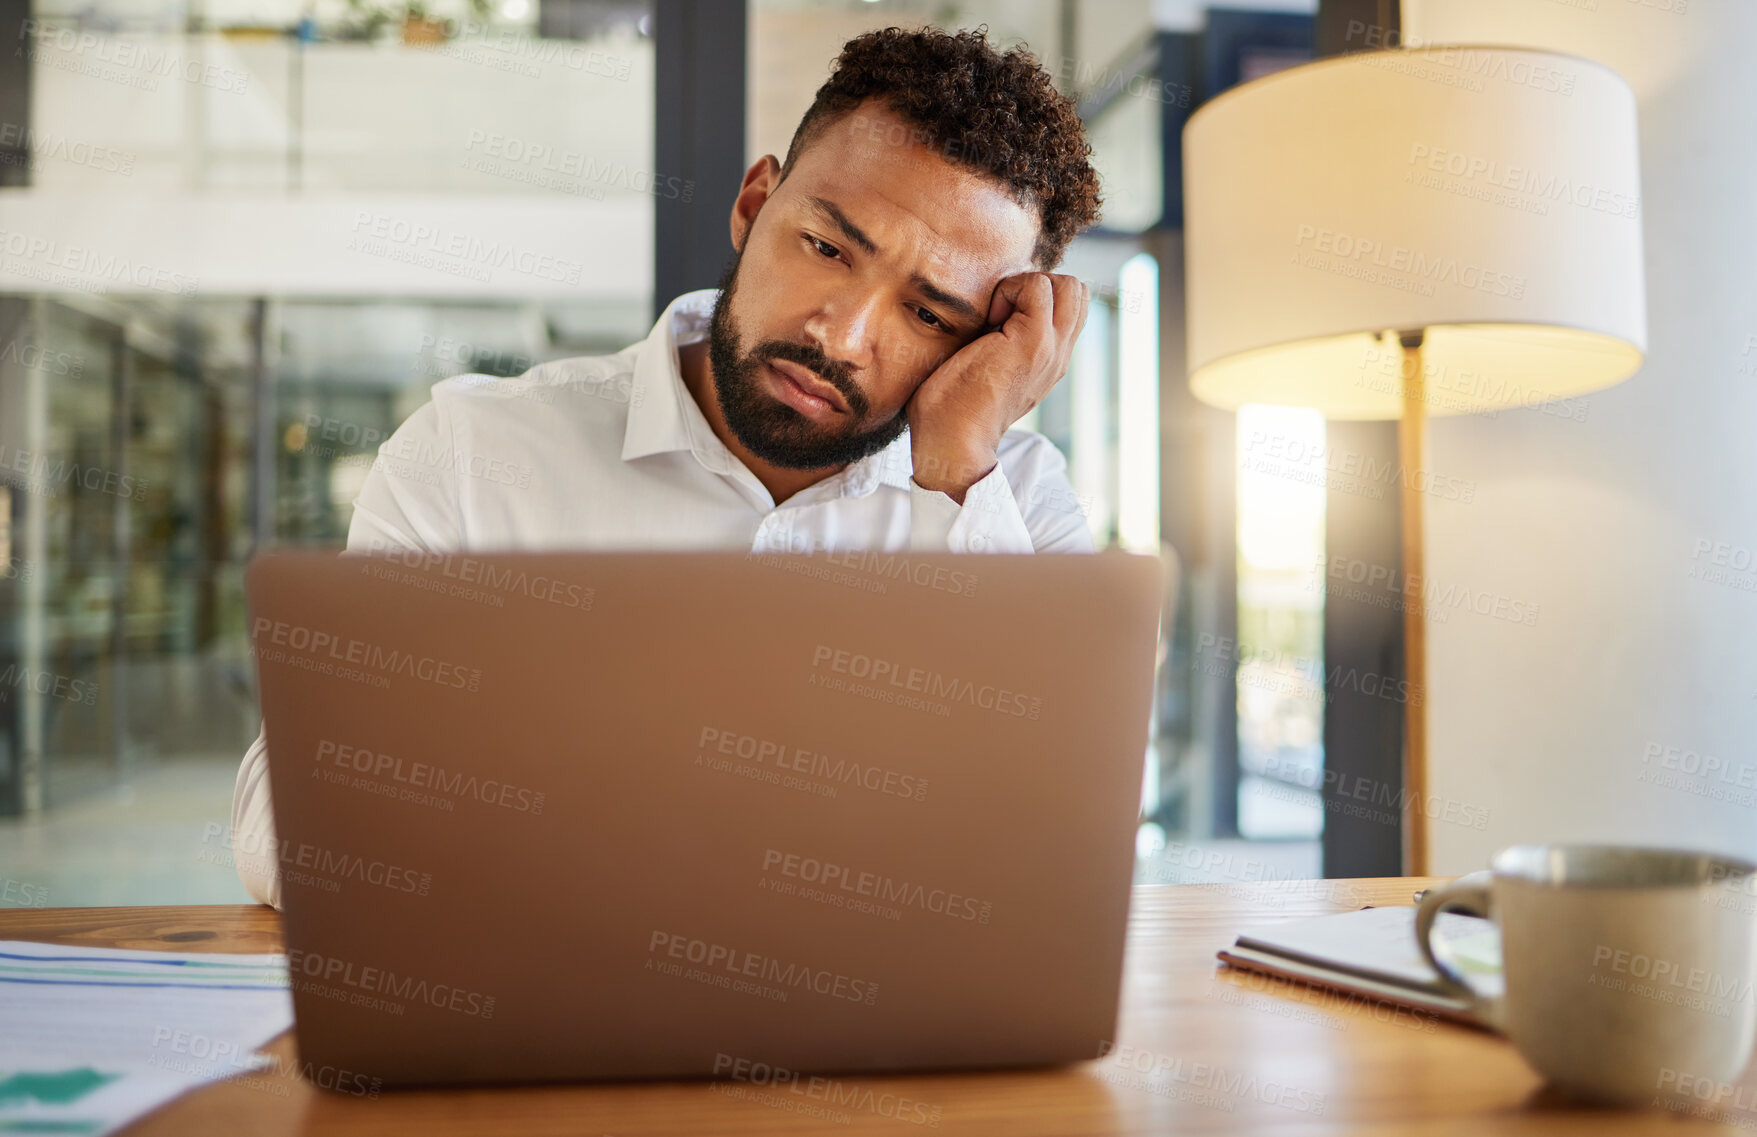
705,247,908,471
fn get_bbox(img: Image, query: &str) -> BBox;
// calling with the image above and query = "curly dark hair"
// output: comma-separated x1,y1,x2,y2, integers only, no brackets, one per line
780,26,1102,271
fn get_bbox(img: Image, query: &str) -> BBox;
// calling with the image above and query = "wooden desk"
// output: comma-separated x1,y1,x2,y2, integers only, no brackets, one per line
4,878,1745,1134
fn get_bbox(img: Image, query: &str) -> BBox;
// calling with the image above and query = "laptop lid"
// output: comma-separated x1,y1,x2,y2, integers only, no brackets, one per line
248,549,1162,1086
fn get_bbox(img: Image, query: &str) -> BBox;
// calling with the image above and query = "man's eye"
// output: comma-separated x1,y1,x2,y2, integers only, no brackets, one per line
808,236,840,259
914,306,946,330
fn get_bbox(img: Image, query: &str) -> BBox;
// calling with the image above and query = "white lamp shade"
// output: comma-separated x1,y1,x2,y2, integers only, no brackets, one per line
1183,47,1646,419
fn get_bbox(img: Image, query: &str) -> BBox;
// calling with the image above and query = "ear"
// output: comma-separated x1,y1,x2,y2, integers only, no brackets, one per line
729,155,782,253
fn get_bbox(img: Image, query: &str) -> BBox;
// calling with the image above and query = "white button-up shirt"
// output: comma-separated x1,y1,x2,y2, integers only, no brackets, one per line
230,288,1093,906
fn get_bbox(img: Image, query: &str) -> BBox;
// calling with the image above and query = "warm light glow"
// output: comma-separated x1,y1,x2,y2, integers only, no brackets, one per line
1191,323,1643,419
1117,253,1159,552
1237,405,1326,574
1235,404,1327,840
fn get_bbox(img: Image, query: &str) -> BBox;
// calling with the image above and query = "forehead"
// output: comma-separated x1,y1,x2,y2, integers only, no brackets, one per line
782,104,1040,286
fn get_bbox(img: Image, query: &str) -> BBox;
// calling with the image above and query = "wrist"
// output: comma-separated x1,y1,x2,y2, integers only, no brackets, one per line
910,439,999,505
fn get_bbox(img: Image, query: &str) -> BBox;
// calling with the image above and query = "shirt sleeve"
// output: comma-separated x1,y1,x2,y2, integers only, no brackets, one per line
347,396,468,553
229,391,465,909
229,728,280,907
908,431,1097,554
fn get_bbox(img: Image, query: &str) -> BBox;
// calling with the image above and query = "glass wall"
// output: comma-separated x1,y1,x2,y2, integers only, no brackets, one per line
1,0,653,902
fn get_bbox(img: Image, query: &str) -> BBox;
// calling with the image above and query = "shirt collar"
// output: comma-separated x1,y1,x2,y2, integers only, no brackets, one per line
621,289,729,468
854,434,916,495
621,288,914,498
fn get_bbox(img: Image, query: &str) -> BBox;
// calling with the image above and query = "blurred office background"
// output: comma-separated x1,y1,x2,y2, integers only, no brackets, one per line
2,0,1751,905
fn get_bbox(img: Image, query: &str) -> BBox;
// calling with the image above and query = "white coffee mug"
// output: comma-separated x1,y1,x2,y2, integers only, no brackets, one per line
1416,844,1757,1104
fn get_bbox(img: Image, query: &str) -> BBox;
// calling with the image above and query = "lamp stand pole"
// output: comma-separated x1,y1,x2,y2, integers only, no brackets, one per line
1397,329,1430,877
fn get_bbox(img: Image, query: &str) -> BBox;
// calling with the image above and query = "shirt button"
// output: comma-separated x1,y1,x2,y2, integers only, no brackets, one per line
969,534,988,551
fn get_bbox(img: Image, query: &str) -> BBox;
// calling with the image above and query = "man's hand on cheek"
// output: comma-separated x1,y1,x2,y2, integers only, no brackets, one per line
905,272,1089,504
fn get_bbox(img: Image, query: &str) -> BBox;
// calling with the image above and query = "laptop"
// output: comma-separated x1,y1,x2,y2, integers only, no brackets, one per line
247,548,1164,1087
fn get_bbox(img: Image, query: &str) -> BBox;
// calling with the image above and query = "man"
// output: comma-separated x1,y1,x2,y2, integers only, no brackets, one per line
231,26,1104,907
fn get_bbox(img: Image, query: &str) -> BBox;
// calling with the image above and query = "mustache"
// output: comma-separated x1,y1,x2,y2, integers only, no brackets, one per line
752,339,867,418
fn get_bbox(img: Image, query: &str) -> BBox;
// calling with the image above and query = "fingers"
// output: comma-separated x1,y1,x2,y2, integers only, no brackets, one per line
992,271,1089,347
987,272,1053,336
975,271,1094,406
1048,276,1088,382
1048,275,1086,343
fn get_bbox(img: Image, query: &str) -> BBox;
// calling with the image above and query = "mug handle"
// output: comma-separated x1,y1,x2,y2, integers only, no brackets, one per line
1414,871,1505,1031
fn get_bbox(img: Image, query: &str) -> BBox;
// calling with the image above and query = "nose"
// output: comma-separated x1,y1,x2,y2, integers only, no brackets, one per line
801,284,879,374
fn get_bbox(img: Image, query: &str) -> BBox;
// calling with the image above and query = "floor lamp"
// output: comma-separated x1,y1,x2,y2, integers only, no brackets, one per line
1182,46,1647,874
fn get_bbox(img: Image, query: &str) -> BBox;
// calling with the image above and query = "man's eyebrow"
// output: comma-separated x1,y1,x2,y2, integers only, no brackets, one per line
805,195,984,327
805,196,878,256
911,274,982,325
